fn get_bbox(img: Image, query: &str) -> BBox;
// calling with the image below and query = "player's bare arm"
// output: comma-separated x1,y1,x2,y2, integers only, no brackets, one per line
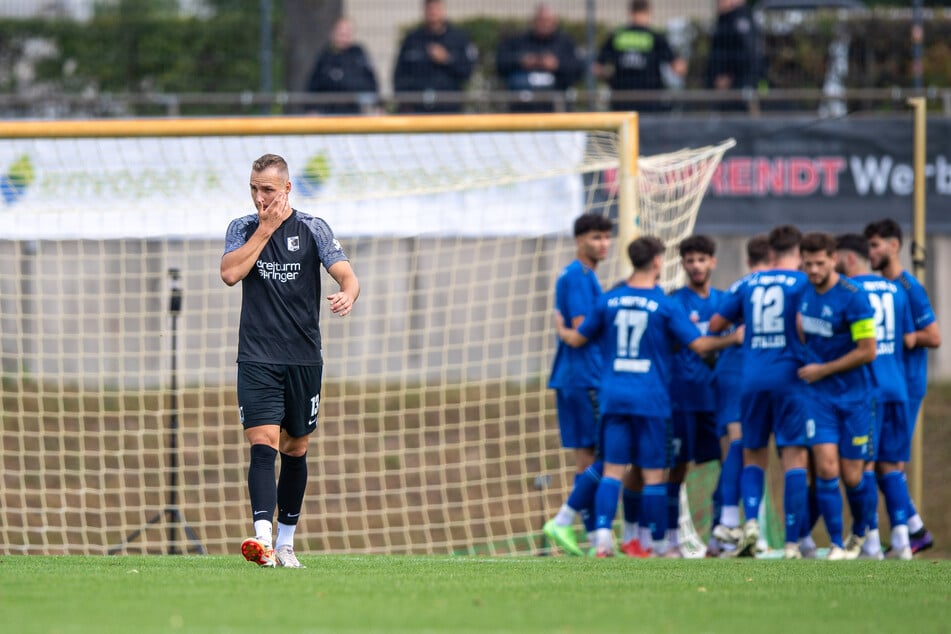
707,313,731,334
689,325,743,356
327,260,360,317
912,322,941,349
554,311,587,348
797,336,876,384
220,190,291,286
904,331,917,350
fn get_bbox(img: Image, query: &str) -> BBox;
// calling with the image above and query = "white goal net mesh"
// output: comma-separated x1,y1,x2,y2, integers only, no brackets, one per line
0,120,732,555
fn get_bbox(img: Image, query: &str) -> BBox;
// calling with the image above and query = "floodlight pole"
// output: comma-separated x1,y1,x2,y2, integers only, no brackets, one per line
908,97,927,510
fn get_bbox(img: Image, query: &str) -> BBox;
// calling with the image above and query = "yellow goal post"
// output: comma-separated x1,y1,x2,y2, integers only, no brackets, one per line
0,113,731,556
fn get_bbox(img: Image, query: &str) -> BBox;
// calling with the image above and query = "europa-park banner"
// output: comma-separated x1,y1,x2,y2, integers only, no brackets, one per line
638,116,951,233
0,131,587,240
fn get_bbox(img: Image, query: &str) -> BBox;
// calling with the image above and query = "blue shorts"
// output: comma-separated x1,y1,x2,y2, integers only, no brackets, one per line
807,394,874,461
741,386,810,450
555,388,599,450
869,399,883,462
715,372,743,436
878,400,912,463
237,362,323,437
601,413,669,469
670,409,720,466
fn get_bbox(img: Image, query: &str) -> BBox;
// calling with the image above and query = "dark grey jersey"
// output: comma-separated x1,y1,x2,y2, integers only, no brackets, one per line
224,209,348,365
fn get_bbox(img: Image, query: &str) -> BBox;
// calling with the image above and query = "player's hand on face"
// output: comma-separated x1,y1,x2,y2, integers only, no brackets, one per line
259,192,288,229
327,291,355,316
797,363,825,384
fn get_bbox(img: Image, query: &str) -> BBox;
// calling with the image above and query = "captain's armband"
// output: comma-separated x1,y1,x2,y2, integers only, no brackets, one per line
850,318,875,342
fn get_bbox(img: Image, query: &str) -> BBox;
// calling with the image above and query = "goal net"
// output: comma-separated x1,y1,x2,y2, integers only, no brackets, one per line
0,114,733,556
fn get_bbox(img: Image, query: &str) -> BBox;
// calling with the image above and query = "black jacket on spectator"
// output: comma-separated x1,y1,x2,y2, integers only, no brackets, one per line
706,5,760,90
495,29,582,112
393,23,476,113
307,44,378,115
597,24,676,112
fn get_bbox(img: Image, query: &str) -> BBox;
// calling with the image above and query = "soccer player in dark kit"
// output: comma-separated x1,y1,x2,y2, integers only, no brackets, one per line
221,153,360,567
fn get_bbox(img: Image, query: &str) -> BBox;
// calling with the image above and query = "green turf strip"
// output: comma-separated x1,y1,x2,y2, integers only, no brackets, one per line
2,555,949,633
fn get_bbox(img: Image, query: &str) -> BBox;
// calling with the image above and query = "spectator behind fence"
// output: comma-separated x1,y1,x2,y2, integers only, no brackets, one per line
706,0,763,110
495,4,583,113
595,0,685,113
306,17,378,115
393,0,477,113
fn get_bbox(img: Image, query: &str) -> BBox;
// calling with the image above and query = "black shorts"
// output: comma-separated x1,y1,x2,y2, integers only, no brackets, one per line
236,362,323,438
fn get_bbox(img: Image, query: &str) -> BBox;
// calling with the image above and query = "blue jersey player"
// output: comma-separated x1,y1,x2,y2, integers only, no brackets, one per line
865,219,940,557
557,236,740,557
667,235,724,557
543,213,614,556
222,154,360,568
710,225,811,559
797,232,877,560
709,234,769,557
836,233,916,559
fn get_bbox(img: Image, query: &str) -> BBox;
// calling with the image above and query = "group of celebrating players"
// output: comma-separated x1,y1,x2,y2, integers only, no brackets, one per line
543,214,939,560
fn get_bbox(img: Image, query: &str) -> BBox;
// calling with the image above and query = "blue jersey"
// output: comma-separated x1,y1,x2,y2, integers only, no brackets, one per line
716,269,809,393
854,274,914,404
669,286,724,412
897,271,937,400
713,277,746,382
578,284,701,418
549,259,603,389
799,276,875,399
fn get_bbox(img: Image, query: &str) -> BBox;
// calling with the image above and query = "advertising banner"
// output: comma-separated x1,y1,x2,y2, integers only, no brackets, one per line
639,116,951,232
0,132,587,240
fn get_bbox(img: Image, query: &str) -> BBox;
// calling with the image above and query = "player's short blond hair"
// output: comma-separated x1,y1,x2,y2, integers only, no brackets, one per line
252,154,289,179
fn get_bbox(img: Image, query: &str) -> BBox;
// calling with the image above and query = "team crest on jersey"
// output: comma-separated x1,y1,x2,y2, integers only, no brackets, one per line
287,236,300,252
821,305,833,318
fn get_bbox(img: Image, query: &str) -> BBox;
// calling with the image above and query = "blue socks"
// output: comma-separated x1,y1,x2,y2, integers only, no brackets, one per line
642,484,668,541
667,482,681,535
816,477,844,547
623,487,641,525
720,440,743,508
802,482,819,540
567,461,602,531
845,476,868,537
741,465,765,522
878,471,910,528
594,476,622,532
863,470,879,530
783,468,807,544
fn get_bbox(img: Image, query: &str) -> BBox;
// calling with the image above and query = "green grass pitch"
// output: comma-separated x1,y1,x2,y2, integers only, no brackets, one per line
2,555,949,633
